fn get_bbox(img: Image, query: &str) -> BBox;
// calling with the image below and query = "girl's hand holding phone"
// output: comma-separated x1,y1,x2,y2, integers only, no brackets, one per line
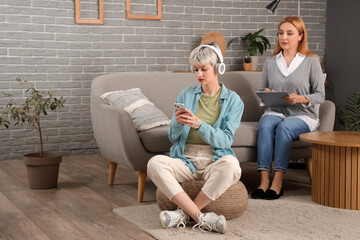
175,108,202,130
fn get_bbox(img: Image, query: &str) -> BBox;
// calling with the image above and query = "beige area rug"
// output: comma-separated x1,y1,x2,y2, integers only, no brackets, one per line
113,188,360,240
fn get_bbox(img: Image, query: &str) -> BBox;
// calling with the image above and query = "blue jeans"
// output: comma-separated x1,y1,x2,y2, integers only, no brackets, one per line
256,115,310,172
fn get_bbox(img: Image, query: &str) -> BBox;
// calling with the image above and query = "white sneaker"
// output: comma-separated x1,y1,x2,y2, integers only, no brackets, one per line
159,208,190,229
193,212,227,234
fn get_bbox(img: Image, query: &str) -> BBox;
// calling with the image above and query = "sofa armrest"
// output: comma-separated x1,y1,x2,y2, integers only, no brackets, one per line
91,96,154,171
318,100,336,132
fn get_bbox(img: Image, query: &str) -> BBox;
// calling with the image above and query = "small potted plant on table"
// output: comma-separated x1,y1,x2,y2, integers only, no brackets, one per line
243,56,252,71
228,29,271,71
0,78,65,189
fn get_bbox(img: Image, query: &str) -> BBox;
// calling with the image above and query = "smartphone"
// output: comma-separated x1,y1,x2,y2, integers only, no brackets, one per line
174,103,185,110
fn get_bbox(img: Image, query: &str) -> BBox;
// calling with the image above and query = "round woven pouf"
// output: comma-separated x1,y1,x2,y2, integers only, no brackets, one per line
156,180,248,220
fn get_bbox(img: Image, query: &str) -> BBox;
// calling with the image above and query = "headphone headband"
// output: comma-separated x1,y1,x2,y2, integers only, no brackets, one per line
191,44,226,75
200,44,224,63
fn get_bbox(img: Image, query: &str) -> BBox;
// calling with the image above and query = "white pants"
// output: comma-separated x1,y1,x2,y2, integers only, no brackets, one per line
147,144,242,201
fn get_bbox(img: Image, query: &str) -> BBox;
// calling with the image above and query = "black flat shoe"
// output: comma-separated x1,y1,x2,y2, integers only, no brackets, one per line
264,188,284,200
251,188,267,199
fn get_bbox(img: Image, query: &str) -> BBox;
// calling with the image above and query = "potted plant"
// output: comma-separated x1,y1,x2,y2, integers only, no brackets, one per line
0,78,65,189
243,56,252,71
337,92,360,131
228,29,271,70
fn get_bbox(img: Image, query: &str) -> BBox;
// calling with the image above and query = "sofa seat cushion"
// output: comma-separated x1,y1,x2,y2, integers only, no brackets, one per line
139,121,259,153
232,122,259,147
138,126,172,153
292,139,312,148
138,121,310,154
232,122,312,148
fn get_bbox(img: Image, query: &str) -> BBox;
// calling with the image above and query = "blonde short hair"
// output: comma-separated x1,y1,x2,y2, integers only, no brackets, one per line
189,43,221,68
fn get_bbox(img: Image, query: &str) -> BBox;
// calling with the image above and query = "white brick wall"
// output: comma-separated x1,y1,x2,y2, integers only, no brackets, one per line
0,0,327,160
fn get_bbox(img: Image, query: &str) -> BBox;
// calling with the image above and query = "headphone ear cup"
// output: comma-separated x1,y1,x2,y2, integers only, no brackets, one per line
217,63,226,75
214,63,219,74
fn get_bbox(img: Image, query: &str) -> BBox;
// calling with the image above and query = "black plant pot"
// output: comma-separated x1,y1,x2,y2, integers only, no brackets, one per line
23,151,62,189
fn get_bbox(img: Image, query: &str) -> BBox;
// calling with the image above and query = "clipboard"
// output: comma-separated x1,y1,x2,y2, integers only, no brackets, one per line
256,91,291,107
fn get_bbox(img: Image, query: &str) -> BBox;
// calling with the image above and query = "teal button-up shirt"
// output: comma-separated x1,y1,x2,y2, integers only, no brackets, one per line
168,82,244,173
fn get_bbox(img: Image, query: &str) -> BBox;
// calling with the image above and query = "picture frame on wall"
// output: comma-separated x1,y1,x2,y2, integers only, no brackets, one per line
75,0,104,24
126,0,162,20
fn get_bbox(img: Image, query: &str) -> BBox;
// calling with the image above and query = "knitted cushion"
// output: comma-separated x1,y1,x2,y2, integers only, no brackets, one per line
156,180,248,220
100,88,170,132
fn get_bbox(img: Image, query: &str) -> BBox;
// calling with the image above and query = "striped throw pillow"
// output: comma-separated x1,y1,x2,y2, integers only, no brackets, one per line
101,88,170,132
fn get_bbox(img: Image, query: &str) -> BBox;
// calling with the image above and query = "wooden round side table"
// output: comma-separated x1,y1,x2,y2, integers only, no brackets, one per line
300,131,360,210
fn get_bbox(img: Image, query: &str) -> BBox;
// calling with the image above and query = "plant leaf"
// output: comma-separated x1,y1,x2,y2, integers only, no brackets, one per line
227,37,241,47
241,33,252,41
259,36,271,49
250,29,264,41
337,92,360,131
256,42,264,55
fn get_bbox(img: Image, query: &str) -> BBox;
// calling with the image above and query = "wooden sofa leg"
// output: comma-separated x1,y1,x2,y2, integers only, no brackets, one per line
109,161,117,185
138,170,147,203
305,157,313,184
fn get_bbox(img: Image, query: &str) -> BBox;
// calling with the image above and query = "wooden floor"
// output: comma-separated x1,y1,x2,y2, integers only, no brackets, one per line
0,154,310,240
0,155,157,240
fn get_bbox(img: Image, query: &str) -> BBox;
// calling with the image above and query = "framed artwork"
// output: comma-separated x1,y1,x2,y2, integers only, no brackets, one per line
75,0,104,24
126,0,162,20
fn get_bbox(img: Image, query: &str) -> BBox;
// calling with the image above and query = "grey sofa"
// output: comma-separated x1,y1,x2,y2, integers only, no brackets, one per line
90,72,336,202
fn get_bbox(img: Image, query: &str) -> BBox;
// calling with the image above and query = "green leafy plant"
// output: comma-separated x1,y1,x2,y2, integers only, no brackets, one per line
337,92,360,131
228,29,271,56
243,56,252,63
0,78,65,156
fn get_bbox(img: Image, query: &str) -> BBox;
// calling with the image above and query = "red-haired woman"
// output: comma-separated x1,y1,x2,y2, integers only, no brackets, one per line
251,16,325,200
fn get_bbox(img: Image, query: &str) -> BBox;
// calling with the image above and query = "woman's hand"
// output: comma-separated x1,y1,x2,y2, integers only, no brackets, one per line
282,93,310,105
175,109,202,129
263,89,310,105
264,88,275,92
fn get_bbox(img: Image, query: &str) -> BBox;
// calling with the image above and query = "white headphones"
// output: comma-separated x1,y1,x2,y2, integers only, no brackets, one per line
191,44,226,75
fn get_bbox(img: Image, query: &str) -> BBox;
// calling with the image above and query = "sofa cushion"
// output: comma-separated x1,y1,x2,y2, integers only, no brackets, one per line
138,120,311,153
292,139,312,148
232,122,259,147
139,121,260,153
101,88,170,132
138,125,172,153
